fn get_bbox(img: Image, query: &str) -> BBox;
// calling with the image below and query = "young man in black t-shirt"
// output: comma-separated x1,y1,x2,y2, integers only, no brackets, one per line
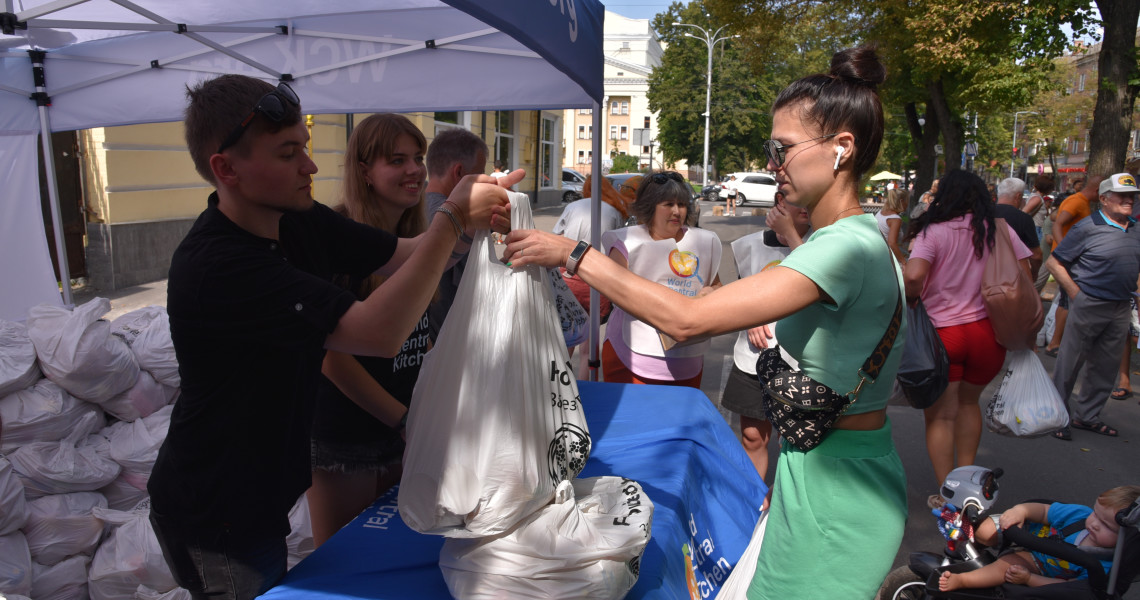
147,74,518,600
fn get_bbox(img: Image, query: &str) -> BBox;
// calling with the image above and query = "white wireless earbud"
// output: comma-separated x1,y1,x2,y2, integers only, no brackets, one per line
833,146,845,170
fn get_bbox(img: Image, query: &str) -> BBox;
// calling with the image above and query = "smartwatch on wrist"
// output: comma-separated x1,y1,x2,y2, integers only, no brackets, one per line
565,240,592,276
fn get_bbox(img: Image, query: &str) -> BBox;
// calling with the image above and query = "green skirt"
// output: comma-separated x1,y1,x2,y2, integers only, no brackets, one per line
747,418,907,600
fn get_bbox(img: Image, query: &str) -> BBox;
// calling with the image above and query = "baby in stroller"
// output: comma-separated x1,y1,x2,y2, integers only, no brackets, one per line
939,485,1140,592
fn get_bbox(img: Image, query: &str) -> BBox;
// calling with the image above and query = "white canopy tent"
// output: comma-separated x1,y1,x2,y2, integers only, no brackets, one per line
1,0,609,376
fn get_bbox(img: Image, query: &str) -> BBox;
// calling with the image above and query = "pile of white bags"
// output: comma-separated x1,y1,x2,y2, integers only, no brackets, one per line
0,299,314,598
400,194,653,599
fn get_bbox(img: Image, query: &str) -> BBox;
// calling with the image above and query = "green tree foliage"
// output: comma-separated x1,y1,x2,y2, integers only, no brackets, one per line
1031,61,1095,175
610,153,640,174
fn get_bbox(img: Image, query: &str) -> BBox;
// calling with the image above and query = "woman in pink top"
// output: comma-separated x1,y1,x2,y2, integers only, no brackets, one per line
903,170,1032,508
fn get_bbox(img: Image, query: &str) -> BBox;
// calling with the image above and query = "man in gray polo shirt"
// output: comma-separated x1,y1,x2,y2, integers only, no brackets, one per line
1047,172,1140,440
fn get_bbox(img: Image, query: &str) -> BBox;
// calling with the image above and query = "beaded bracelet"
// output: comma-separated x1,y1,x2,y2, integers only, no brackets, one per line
435,205,464,238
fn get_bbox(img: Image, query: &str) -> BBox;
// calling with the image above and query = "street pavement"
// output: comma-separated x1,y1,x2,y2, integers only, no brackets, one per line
74,199,1140,596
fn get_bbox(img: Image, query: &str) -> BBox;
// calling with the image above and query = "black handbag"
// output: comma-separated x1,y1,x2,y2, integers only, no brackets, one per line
896,299,949,409
756,269,904,452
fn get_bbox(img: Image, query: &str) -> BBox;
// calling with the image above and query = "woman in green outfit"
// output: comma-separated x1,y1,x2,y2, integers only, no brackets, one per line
502,46,906,599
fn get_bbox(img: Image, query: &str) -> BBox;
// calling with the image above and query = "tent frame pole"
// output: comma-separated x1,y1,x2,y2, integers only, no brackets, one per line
587,101,603,381
30,49,73,306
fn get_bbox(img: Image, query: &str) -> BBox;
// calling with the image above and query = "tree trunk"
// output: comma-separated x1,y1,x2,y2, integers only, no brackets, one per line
1088,0,1140,176
927,78,964,175
909,101,941,206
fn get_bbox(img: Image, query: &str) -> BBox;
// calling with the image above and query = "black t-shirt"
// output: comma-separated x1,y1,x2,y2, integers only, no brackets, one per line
994,204,1039,251
148,194,396,536
310,270,430,445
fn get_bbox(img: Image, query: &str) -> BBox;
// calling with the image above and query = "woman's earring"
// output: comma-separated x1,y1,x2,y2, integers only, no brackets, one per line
833,147,845,170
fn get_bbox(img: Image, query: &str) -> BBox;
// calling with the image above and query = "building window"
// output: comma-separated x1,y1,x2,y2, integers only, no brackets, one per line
540,116,556,189
611,101,620,115
620,126,628,140
494,111,514,171
578,125,586,139
434,111,459,124
642,145,649,153
1078,73,1086,92
577,150,585,164
610,125,618,140
578,108,592,115
644,116,651,128
621,101,629,115
1075,112,1081,124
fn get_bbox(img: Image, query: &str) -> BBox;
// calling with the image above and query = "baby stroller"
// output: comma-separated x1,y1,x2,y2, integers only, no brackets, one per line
879,465,1140,600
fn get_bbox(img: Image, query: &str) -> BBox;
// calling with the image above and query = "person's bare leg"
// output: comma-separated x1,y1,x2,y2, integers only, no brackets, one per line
953,381,987,470
308,469,383,548
1046,306,1068,353
740,415,773,510
1116,336,1136,394
940,553,1035,591
925,382,961,487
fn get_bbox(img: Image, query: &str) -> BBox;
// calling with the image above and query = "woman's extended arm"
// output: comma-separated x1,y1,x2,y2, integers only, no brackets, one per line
903,257,930,303
321,351,408,429
504,229,822,342
886,218,907,264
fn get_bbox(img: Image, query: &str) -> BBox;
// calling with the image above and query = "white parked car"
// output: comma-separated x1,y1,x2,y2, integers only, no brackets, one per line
719,172,778,207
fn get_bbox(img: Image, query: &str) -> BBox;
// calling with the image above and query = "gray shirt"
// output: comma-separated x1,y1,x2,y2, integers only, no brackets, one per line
1052,210,1140,301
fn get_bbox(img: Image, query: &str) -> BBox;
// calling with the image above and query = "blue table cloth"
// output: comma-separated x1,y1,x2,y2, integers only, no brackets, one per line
261,381,766,600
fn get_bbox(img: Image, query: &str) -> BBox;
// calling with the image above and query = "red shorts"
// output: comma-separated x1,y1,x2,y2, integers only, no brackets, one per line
935,318,1006,385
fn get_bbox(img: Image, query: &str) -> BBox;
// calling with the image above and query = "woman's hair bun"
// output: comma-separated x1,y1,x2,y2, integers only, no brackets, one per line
829,46,886,89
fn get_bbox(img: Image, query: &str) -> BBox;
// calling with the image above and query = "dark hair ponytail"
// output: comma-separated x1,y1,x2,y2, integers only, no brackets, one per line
906,169,996,260
773,46,885,179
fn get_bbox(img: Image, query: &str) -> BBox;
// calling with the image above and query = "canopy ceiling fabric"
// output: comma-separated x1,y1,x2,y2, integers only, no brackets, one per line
0,0,604,320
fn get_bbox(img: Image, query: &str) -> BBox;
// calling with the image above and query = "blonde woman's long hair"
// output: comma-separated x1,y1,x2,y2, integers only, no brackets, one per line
338,113,428,297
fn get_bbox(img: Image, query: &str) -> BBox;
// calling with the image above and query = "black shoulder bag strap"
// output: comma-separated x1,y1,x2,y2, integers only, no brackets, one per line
848,233,904,399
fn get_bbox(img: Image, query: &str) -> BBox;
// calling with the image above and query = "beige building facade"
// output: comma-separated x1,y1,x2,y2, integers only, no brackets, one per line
563,11,682,178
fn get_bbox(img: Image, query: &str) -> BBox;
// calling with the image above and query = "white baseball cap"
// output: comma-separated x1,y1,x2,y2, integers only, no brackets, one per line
1099,172,1139,195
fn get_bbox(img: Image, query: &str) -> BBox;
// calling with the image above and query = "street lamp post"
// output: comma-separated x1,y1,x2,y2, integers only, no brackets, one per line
674,19,737,186
1010,110,1039,178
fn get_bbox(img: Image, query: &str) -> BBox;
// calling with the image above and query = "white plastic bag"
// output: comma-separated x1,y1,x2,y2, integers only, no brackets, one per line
32,554,91,600
0,530,33,595
0,455,28,536
440,476,653,600
286,493,314,569
23,491,108,566
0,379,104,454
716,511,768,599
0,320,41,397
110,307,180,388
88,502,179,600
399,192,591,537
26,298,140,403
986,350,1070,437
134,584,192,600
102,371,178,422
1037,301,1059,348
546,267,589,348
9,411,121,499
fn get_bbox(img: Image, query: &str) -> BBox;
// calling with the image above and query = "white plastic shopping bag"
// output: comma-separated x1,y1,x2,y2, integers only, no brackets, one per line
439,476,653,600
88,500,179,600
399,192,591,537
716,511,768,599
546,268,589,348
0,319,41,397
26,298,140,403
1037,301,1059,348
985,349,1070,437
23,491,108,566
32,554,91,600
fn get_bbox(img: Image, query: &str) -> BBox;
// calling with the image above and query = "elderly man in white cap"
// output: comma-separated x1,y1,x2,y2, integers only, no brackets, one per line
1048,172,1140,440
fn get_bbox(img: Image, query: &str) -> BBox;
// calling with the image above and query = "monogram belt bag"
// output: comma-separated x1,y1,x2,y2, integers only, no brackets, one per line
756,260,903,451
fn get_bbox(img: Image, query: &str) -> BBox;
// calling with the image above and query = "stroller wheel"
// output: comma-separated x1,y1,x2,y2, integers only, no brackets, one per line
878,565,927,600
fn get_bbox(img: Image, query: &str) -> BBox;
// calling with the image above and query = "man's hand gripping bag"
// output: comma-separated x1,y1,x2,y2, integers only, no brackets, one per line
398,192,591,537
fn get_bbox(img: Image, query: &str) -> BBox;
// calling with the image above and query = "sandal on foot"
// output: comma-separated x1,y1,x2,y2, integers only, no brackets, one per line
1043,347,1059,358
1071,419,1118,437
1111,387,1133,400
1053,426,1072,441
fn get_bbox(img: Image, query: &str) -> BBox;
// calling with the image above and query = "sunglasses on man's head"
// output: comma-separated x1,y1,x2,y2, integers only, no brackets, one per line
650,171,685,185
763,133,838,168
216,82,300,154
